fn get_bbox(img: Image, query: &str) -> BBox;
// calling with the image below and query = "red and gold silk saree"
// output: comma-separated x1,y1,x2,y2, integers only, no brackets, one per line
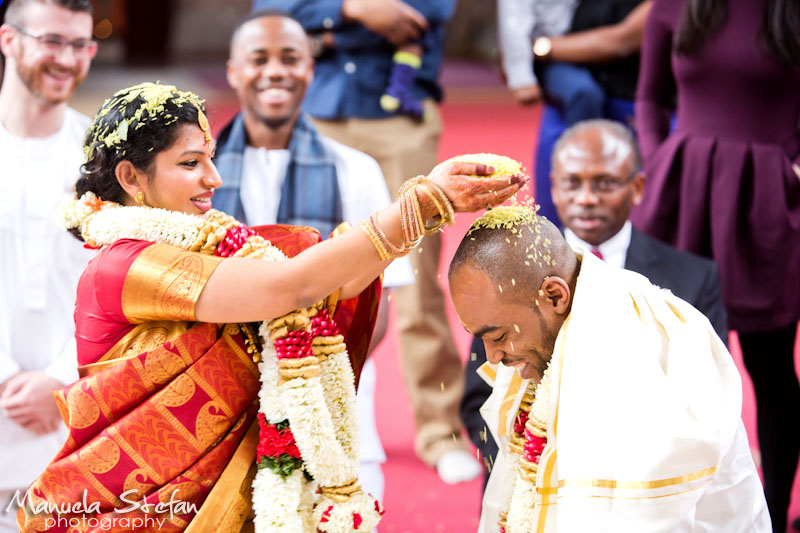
17,225,379,533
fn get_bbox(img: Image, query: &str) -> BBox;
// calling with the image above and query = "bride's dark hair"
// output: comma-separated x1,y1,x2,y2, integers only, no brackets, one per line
76,83,206,204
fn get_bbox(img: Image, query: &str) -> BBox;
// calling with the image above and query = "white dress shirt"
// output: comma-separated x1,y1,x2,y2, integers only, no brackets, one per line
564,220,632,270
497,0,579,89
0,108,95,490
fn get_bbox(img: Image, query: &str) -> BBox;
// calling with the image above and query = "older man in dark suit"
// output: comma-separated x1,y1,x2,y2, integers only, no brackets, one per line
461,119,727,482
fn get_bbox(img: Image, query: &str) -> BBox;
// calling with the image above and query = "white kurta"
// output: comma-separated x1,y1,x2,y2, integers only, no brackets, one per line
479,252,769,532
0,108,95,490
240,137,414,289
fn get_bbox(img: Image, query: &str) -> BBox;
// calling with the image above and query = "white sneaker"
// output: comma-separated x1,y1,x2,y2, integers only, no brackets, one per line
436,449,483,484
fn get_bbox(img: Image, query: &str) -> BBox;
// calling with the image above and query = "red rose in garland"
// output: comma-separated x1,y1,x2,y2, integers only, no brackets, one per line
257,413,304,477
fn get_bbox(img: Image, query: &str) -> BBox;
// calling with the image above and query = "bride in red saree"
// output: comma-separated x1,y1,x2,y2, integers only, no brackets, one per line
16,82,526,533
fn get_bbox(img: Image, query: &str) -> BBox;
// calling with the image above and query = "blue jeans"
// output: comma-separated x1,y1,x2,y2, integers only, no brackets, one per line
537,62,606,127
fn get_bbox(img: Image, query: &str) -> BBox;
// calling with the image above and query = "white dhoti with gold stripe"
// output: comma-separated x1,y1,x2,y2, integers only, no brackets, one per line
479,253,770,532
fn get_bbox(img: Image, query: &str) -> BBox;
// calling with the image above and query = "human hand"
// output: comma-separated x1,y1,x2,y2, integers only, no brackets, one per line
426,161,529,213
0,371,63,435
512,84,543,106
342,0,428,46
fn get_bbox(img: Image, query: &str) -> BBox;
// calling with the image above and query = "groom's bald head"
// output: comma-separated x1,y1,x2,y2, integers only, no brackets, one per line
449,208,577,302
448,207,579,382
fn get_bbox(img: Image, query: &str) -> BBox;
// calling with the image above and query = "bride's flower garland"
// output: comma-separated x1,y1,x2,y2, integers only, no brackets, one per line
498,360,553,533
61,193,383,532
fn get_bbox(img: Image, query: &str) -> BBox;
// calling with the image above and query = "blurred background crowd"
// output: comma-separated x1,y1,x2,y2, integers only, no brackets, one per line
0,0,798,531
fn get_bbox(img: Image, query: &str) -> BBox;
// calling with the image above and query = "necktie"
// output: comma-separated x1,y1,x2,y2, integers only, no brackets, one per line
590,247,604,260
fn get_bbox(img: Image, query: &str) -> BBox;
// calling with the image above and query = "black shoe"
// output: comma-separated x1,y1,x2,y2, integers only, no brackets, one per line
792,516,800,531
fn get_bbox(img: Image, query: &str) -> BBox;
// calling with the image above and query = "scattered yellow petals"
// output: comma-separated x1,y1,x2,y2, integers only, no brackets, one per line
84,82,207,161
469,206,539,235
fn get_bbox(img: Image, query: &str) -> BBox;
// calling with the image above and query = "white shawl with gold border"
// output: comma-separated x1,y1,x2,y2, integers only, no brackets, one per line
479,253,770,532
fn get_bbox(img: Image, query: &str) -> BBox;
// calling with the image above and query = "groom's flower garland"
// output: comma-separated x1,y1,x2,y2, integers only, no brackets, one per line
498,360,553,533
60,193,383,532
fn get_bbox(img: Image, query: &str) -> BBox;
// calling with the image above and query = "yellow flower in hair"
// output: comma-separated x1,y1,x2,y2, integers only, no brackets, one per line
84,81,209,160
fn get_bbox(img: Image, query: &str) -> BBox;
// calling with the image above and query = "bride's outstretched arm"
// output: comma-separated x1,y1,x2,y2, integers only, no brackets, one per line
196,162,527,323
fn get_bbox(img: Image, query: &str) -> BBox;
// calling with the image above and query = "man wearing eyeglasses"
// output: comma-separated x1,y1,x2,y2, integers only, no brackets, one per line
548,118,726,343
0,1,96,528
460,119,727,486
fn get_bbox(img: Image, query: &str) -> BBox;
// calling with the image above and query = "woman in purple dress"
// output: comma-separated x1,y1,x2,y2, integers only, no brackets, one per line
633,1,800,530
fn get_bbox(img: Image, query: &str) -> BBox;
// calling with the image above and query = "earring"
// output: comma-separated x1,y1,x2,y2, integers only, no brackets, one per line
134,191,146,206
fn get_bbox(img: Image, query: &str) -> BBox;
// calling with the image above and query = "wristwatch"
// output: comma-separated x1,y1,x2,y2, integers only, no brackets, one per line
532,36,552,59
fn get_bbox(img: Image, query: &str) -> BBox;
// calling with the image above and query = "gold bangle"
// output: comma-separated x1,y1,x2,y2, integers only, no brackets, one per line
400,188,424,247
370,212,408,257
398,174,456,236
415,182,455,235
417,187,446,234
400,187,420,244
423,180,455,225
400,194,414,245
359,219,390,261
407,187,424,237
397,175,428,198
415,184,446,233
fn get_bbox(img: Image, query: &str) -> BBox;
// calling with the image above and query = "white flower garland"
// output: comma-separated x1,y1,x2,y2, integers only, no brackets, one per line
506,470,537,532
62,194,381,533
318,351,360,462
254,318,382,532
504,361,553,533
251,469,306,532
498,450,522,521
60,192,209,249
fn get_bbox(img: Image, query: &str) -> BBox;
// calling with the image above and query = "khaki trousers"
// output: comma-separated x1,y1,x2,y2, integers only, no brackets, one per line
312,101,467,465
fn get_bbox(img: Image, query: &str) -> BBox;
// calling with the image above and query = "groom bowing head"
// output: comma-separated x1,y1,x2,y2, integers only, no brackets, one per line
448,208,579,383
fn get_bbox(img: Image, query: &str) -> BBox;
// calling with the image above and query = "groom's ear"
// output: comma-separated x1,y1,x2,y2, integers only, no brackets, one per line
539,276,571,315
